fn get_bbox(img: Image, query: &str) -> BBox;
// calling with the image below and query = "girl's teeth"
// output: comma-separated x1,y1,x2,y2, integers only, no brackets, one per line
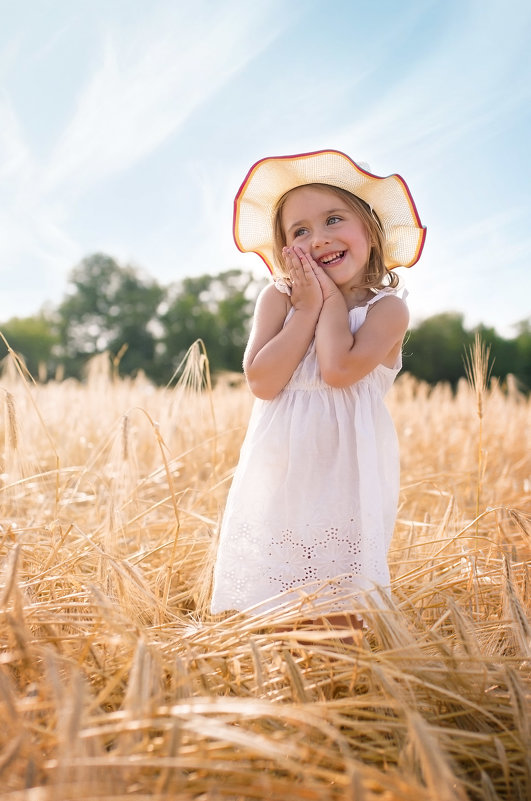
322,252,343,264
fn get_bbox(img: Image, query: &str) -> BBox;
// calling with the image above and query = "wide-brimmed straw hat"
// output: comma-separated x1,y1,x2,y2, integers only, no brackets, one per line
233,149,426,273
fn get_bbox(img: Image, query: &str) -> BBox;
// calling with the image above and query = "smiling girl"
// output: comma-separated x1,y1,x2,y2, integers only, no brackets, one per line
210,150,426,635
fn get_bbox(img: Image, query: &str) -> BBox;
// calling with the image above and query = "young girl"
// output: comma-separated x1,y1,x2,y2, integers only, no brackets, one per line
210,150,426,627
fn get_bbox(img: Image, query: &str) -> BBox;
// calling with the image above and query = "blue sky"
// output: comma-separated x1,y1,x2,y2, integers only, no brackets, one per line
1,0,530,336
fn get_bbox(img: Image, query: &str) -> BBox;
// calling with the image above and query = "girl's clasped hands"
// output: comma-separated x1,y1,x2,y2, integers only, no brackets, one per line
282,245,339,312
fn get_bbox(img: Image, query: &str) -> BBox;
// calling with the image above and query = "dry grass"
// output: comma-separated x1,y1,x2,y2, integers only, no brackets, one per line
0,343,529,800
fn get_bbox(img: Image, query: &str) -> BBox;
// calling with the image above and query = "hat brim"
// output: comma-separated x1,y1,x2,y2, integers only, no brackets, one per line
233,149,426,273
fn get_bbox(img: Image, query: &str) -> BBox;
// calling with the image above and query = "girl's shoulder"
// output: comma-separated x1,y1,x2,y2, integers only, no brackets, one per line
364,291,409,338
368,285,408,306
365,287,408,316
250,281,292,333
256,280,292,314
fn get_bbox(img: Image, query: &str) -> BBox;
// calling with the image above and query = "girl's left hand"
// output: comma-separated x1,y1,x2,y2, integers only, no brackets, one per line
307,256,340,302
283,246,323,313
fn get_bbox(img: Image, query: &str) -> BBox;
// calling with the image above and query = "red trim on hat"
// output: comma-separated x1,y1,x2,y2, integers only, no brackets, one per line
411,226,427,266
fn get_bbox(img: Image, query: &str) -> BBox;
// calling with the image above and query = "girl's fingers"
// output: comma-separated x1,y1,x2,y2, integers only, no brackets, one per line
283,246,323,308
283,246,315,280
295,246,315,260
293,246,310,268
283,246,301,266
283,247,303,285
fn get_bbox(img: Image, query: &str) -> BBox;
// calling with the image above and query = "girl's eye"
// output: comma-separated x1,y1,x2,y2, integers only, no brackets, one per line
327,215,341,225
293,227,308,238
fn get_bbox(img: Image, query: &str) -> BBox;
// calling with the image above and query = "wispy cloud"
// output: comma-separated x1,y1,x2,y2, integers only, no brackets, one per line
0,94,31,186
42,1,286,197
332,0,531,168
0,0,289,315
405,203,531,332
0,89,81,275
0,93,34,259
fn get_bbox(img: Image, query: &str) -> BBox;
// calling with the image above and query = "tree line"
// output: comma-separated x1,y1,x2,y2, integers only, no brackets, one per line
1,252,530,390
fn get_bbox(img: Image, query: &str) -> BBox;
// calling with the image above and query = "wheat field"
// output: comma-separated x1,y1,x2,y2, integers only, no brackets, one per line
0,343,529,801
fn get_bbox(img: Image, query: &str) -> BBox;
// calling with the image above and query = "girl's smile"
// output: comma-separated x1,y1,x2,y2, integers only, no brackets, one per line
318,250,346,267
281,185,370,288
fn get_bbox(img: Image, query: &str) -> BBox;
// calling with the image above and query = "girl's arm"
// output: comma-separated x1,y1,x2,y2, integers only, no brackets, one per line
315,290,409,387
244,255,323,400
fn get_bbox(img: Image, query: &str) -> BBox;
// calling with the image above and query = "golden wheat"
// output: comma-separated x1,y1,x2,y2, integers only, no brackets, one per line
0,344,529,800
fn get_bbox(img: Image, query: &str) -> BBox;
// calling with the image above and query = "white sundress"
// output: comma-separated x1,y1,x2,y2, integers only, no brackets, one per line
210,287,404,615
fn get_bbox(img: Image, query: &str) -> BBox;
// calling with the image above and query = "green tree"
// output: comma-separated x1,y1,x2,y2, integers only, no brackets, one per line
0,314,58,378
404,312,474,385
161,269,266,378
513,319,531,390
403,312,531,389
57,253,164,379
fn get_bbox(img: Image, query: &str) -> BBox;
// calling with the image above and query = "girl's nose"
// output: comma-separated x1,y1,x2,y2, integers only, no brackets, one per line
312,228,331,248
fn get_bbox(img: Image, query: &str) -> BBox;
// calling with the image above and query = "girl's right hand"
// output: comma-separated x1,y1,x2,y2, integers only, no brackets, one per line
283,246,323,314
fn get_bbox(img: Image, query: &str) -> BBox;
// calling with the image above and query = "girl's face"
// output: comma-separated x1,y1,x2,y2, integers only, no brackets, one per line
281,185,371,289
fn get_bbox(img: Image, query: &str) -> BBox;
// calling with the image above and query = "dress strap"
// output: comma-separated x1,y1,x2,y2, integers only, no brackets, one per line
367,284,408,307
274,278,292,296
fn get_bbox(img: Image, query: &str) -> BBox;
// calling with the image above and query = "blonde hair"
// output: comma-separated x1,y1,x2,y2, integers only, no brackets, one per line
272,183,399,290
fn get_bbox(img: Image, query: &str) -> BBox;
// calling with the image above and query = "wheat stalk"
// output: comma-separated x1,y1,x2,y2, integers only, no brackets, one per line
463,333,493,530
